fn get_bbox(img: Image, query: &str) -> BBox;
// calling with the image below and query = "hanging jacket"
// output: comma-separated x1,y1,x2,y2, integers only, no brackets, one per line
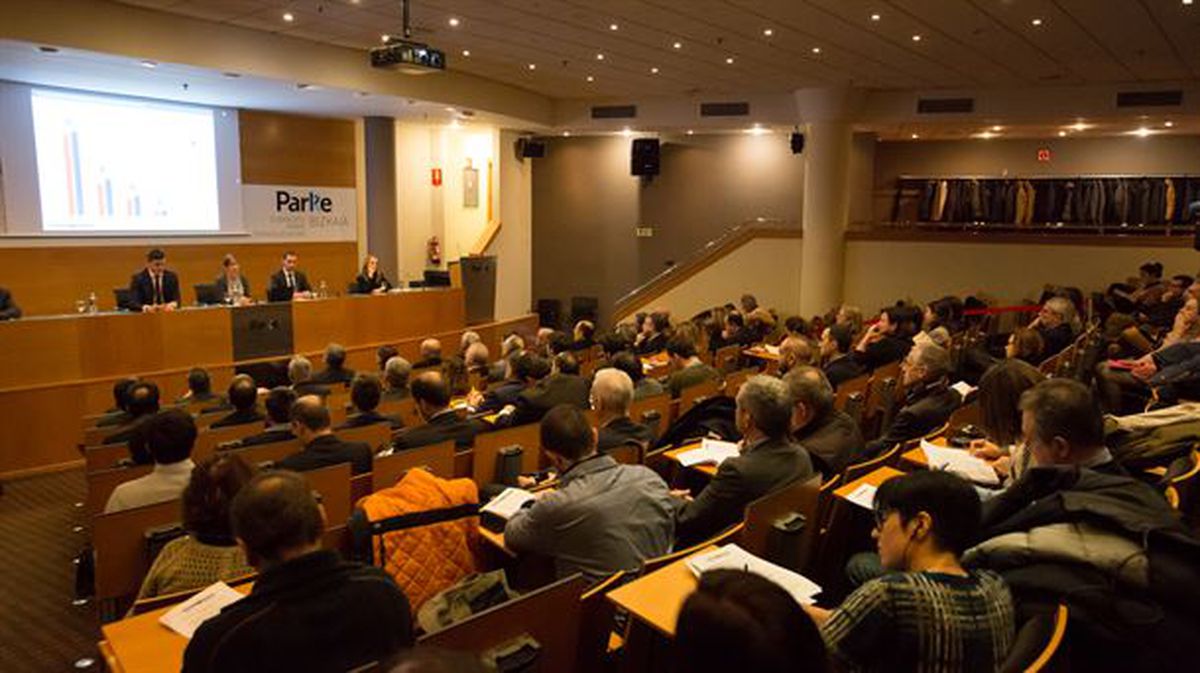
1104,402,1200,469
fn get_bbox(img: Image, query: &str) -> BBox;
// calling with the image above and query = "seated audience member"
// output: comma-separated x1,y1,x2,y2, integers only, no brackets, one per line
504,352,589,426
382,356,413,402
177,368,225,407
105,409,197,513
635,311,671,355
353,254,393,294
612,350,666,400
339,373,402,430
182,471,413,673
740,293,759,314
129,247,181,312
277,396,372,475
746,308,777,343
238,387,297,447
265,250,313,302
0,285,21,320
965,360,1044,483
545,330,573,356
104,381,161,454
464,342,492,383
312,343,355,386
500,333,525,360
836,304,864,340
390,372,483,451
413,338,443,369
440,355,471,397
783,367,863,476
571,320,596,351
459,330,482,356
288,355,330,398
592,368,656,453
721,311,755,348
923,296,964,334
820,323,865,388
534,327,555,356
853,305,918,371
666,334,721,399
918,325,952,351
675,376,814,546
1030,296,1077,358
1005,326,1045,366
137,454,256,600
471,352,537,413
676,569,829,673
777,335,814,375
376,345,399,372
504,405,674,582
965,378,1200,670
859,342,959,461
805,471,1014,673
783,315,809,340
210,375,265,429
1096,297,1200,413
97,377,139,427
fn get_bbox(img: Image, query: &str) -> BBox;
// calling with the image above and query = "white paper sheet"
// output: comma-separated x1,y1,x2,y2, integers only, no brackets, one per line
480,487,535,520
158,581,245,639
844,482,878,510
951,381,978,398
686,544,822,605
920,440,1000,485
676,438,741,467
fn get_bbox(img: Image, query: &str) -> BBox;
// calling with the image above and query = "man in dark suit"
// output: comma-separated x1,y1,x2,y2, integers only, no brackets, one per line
312,343,355,386
277,396,372,475
821,323,865,389
389,372,484,452
1032,297,1077,359
266,250,313,302
288,356,331,398
0,286,21,320
97,377,139,428
129,248,181,312
674,375,814,546
503,352,590,427
210,375,265,429
412,338,443,370
470,352,543,414
381,356,412,402
337,374,402,431
104,381,162,463
666,335,721,398
859,342,961,462
592,368,655,453
175,368,227,408
238,387,298,447
783,366,863,476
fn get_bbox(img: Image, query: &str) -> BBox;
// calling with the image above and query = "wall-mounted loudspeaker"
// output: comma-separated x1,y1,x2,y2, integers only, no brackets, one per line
790,132,805,155
515,138,546,159
631,138,660,176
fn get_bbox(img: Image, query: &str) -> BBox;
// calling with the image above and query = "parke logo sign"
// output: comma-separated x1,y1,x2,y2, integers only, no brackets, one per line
242,185,356,241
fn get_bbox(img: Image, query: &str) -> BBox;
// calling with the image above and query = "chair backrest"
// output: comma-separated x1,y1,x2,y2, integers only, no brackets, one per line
338,422,392,452
629,394,671,441
193,423,262,463
224,438,303,467
607,440,646,466
301,462,353,528
128,572,255,616
83,425,120,447
841,444,902,485
113,287,133,311
722,368,756,398
999,604,1070,673
678,378,721,417
576,571,626,673
93,498,181,610
842,391,867,432
471,423,542,486
714,344,741,373
834,372,872,411
372,440,456,491
384,397,421,428
84,442,132,472
741,474,822,571
947,401,981,431
86,464,153,516
419,574,587,672
640,523,745,576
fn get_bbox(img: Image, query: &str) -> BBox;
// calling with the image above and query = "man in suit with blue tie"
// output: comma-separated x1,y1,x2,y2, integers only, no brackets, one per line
267,250,313,302
129,248,180,312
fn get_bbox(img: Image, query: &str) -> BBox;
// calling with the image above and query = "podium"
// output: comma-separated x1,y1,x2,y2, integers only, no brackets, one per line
231,303,294,361
459,255,497,325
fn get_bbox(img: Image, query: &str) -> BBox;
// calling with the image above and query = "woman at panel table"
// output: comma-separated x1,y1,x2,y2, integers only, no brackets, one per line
353,254,394,295
215,254,253,306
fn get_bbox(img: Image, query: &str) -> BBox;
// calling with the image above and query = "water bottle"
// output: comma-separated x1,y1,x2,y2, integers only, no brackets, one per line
318,280,328,299
87,292,98,314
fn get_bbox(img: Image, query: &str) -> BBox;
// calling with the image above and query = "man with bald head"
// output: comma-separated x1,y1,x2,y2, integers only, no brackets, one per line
778,335,815,376
858,341,960,462
413,338,443,370
389,371,484,451
783,366,863,475
277,395,372,474
593,368,656,453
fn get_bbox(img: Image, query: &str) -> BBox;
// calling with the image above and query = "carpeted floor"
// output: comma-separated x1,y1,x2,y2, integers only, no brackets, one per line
0,469,103,672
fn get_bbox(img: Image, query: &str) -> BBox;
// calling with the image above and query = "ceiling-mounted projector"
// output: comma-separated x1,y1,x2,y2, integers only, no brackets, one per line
371,38,445,74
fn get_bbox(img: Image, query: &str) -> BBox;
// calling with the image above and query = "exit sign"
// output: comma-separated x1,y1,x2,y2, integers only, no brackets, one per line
1037,148,1052,162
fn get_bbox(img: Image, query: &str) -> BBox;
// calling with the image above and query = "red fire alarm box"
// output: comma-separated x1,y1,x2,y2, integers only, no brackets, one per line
431,168,443,186
1037,148,1052,163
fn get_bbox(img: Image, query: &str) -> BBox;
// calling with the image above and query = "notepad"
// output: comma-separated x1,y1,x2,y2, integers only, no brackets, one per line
844,482,878,510
950,381,978,398
686,544,822,606
764,344,781,356
920,439,1000,486
159,581,245,639
480,487,535,520
676,438,740,467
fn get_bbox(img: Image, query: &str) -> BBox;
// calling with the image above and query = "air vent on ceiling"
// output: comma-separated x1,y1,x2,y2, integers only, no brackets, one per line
916,97,975,114
591,105,637,119
1116,90,1183,108
699,102,750,117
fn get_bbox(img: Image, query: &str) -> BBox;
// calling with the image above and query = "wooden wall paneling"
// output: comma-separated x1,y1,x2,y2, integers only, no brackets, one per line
158,307,233,371
238,110,356,188
76,313,166,380
0,317,82,388
291,298,351,354
0,384,86,474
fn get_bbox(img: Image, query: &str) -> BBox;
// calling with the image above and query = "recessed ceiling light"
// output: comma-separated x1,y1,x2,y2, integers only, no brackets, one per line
562,131,571,137
673,41,683,49
911,34,922,42
586,75,595,82
140,60,157,69
976,131,996,139
991,125,1002,132
282,12,294,22
650,67,659,74
725,57,735,64
870,13,881,21
686,129,695,135
1071,122,1089,131
1132,127,1153,137
609,23,619,31
445,107,456,113
1184,0,1194,6
747,124,768,136
596,53,605,60
1058,130,1067,137
621,127,632,137
910,133,919,139
449,17,461,27
763,28,774,37
461,49,470,57
1165,121,1175,127
381,34,390,43
37,46,60,53
811,47,822,54
527,63,537,70
1031,18,1043,26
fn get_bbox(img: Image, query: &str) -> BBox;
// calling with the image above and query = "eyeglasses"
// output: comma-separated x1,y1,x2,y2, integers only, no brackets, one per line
872,508,892,531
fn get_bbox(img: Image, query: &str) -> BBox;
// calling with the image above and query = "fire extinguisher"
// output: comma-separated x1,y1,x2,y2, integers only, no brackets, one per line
427,236,442,267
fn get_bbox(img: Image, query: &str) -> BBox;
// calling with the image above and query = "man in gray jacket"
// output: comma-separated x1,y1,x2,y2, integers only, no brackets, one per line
504,405,675,583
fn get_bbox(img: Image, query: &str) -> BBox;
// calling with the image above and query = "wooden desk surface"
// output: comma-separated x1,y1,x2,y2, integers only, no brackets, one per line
833,466,905,501
101,583,253,673
901,435,949,468
479,526,515,557
607,547,713,639
663,442,718,477
742,346,780,362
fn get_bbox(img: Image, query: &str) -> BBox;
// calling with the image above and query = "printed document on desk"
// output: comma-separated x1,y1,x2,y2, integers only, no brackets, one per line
920,440,1000,486
481,487,535,520
159,581,245,639
676,439,741,467
686,544,822,605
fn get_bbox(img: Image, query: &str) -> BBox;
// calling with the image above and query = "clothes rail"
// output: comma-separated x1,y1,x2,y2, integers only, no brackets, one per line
896,174,1200,180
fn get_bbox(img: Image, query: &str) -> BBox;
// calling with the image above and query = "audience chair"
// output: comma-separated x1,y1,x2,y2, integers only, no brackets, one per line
372,440,456,492
577,571,627,673
471,423,542,487
222,438,303,468
947,400,981,432
192,424,262,463
677,379,721,420
84,442,133,472
721,368,756,398
713,345,741,373
419,574,587,672
607,440,647,466
93,498,181,621
86,464,153,516
338,423,393,453
629,394,671,442
127,572,255,616
302,463,354,529
834,372,872,412
741,473,822,573
998,604,1070,673
640,523,745,577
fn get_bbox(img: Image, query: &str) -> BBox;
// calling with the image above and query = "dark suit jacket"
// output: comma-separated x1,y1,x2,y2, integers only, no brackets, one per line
823,355,865,389
312,366,356,386
0,287,21,320
1038,323,1075,358
337,410,402,431
795,408,863,476
129,269,181,310
210,408,265,429
352,272,392,294
507,374,590,426
853,334,912,371
411,356,443,370
277,434,372,475
675,437,814,546
267,269,312,302
292,382,331,398
238,427,296,448
381,388,410,403
860,380,961,461
476,379,525,413
597,417,656,453
214,275,251,302
391,409,482,451
636,332,668,356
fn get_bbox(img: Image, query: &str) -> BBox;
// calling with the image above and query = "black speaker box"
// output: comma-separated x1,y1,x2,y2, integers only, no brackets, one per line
790,132,805,154
631,138,660,176
520,140,546,158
